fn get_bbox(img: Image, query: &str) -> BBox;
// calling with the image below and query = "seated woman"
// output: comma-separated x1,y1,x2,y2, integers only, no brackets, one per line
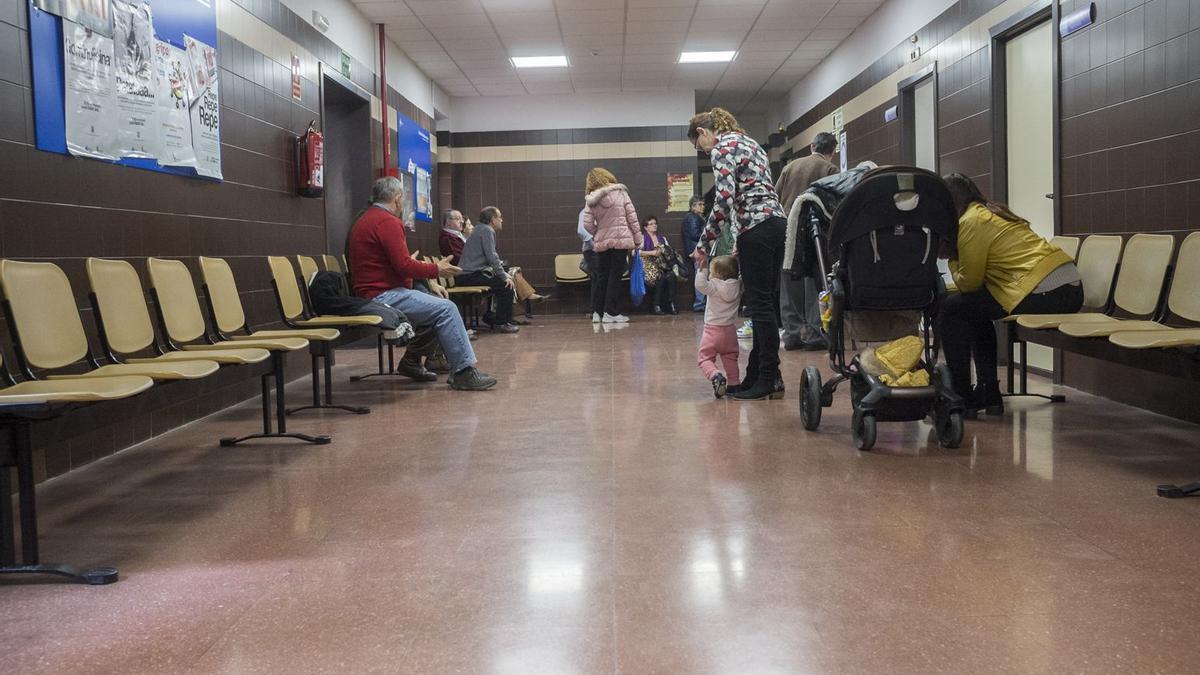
940,173,1083,417
638,215,678,315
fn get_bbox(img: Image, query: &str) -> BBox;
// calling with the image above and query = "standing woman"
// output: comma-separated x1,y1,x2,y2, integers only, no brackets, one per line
689,108,787,400
582,167,641,323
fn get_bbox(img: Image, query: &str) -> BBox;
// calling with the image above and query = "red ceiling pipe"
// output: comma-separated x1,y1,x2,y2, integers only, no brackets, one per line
378,23,393,177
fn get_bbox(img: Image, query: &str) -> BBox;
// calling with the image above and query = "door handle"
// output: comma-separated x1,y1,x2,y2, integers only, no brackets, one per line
1045,193,1055,199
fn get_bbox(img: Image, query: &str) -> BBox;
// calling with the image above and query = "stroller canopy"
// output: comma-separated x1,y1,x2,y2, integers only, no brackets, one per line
827,167,958,250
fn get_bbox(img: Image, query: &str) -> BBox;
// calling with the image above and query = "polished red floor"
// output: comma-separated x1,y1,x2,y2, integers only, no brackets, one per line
3,316,1200,673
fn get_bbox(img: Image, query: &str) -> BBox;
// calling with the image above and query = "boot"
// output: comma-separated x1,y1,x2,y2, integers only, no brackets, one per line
974,380,1004,416
726,373,756,395
731,375,785,400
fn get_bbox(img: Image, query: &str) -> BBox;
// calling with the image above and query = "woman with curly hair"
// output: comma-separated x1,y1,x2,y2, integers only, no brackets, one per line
581,167,641,323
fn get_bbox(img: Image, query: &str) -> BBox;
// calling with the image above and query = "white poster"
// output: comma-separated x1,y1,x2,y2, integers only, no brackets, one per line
184,34,221,179
154,39,194,167
111,0,159,158
63,19,117,160
35,0,112,36
839,131,848,173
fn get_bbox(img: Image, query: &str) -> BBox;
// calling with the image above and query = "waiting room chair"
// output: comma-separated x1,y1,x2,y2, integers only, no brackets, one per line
322,254,343,274
146,257,328,446
1050,235,1081,261
1106,232,1200,348
0,260,218,382
0,351,153,584
555,254,589,284
424,255,490,328
287,255,383,329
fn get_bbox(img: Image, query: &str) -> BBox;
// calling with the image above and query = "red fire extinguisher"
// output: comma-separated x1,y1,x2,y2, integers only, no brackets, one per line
295,120,324,198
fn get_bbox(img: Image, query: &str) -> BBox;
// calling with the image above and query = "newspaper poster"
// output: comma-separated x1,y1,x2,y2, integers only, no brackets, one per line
111,0,158,158
666,172,694,212
154,39,194,167
35,0,112,36
62,18,117,160
184,34,221,179
415,167,431,219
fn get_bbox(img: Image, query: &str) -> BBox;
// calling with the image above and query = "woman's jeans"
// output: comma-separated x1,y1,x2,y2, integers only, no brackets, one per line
938,282,1084,397
736,216,787,384
374,287,477,373
592,249,628,316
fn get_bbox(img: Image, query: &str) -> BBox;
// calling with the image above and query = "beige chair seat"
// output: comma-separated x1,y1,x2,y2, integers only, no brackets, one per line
230,328,340,342
1109,328,1200,349
185,337,309,352
293,314,382,327
448,286,488,294
47,359,218,380
0,375,154,404
1016,312,1111,330
130,348,270,365
1058,318,1167,338
555,254,588,284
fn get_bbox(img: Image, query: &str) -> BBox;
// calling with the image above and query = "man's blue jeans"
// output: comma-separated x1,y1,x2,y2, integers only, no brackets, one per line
374,287,476,373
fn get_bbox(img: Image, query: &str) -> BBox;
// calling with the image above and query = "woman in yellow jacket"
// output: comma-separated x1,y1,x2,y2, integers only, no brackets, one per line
940,174,1082,416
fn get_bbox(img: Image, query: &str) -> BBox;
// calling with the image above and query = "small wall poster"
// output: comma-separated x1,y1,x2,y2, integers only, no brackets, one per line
291,53,302,101
63,18,117,160
36,0,112,36
666,172,694,212
112,0,159,158
153,39,194,167
184,34,221,179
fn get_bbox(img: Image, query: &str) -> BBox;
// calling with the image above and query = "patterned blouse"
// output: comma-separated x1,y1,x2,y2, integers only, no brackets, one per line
698,131,783,250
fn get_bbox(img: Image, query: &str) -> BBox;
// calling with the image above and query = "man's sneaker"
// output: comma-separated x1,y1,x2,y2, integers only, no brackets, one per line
396,358,438,382
736,320,754,339
425,352,451,374
448,367,497,391
492,322,520,334
592,312,602,323
602,313,629,323
711,373,727,398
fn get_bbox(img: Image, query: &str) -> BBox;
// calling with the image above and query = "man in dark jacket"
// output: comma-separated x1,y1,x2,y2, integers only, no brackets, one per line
680,195,706,311
777,132,838,350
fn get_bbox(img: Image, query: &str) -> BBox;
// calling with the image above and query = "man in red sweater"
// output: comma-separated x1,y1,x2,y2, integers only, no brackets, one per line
349,176,497,390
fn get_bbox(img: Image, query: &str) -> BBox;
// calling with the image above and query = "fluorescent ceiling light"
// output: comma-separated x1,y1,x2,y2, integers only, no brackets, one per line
511,55,569,68
679,51,737,64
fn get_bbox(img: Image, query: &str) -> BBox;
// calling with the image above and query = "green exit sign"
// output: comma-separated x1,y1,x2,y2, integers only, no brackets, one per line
340,51,351,78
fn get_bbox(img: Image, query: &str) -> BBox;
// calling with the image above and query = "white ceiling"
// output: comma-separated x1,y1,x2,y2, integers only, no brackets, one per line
353,0,885,115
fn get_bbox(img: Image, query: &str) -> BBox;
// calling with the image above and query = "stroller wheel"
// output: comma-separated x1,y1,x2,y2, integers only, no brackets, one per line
936,410,964,449
851,410,876,451
800,366,822,431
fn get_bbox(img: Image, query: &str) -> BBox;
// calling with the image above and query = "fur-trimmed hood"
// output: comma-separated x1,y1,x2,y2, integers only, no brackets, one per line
585,183,629,207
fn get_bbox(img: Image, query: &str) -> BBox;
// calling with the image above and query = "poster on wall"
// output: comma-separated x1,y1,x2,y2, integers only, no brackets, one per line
112,0,159,158
62,18,117,160
838,131,848,173
400,173,415,229
153,39,194,166
35,0,111,36
666,172,694,212
415,167,431,219
184,34,221,179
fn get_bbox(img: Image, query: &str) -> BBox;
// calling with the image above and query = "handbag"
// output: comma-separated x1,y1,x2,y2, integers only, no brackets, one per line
629,252,646,305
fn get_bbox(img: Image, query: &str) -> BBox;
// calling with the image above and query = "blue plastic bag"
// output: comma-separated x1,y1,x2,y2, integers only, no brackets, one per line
629,253,646,306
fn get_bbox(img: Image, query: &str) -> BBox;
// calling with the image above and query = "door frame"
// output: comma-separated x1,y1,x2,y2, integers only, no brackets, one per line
897,62,938,169
989,0,1061,233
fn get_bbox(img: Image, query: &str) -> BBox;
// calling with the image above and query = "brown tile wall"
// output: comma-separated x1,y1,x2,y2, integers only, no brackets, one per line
0,0,430,480
780,0,1200,420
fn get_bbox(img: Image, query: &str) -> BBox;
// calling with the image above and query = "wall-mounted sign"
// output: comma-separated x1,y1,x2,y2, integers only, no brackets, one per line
838,131,848,173
831,107,844,136
340,50,351,78
291,53,301,101
884,105,898,123
1060,3,1096,37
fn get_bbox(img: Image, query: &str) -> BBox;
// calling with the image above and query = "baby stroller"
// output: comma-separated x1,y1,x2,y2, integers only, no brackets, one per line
798,166,965,450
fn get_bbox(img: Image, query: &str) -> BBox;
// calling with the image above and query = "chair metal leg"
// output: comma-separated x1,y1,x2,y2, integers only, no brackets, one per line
287,345,370,416
1002,325,1066,404
221,352,331,446
1157,482,1200,498
351,335,409,382
0,422,119,585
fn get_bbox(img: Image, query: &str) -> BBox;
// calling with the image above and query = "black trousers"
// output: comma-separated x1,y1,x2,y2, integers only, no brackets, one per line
592,249,628,316
737,216,787,384
939,282,1084,396
650,273,676,311
456,270,514,325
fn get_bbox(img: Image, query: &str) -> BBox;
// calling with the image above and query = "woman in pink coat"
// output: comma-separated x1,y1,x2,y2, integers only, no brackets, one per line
582,167,641,323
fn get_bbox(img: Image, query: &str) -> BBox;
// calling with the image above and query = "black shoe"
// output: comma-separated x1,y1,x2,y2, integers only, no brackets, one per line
668,307,678,315
974,381,1004,416
732,376,785,400
726,376,756,395
397,358,438,382
448,367,497,391
425,353,451,374
711,373,727,398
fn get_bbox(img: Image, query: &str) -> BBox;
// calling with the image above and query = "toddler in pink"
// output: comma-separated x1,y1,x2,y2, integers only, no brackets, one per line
695,255,742,398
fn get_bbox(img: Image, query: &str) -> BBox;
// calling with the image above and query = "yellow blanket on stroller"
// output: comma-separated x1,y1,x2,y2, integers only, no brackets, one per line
859,335,929,387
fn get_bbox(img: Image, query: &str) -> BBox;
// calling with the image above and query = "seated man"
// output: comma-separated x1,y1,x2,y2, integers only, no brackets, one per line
438,209,467,264
349,176,497,391
455,206,522,332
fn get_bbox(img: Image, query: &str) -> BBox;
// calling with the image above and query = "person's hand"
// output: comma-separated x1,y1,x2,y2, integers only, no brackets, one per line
691,247,708,266
435,255,462,277
428,279,449,299
504,276,516,290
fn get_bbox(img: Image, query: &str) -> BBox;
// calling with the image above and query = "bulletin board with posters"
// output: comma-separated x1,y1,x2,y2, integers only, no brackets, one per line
395,110,432,222
29,0,222,180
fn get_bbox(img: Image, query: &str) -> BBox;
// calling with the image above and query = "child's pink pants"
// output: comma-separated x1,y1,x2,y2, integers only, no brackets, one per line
698,323,740,385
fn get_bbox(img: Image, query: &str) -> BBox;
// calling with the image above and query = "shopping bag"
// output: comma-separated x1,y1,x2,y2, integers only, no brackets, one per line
629,253,646,306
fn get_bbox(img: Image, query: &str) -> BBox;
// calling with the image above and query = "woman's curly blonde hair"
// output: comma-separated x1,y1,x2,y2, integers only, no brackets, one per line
585,167,618,194
687,108,744,142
